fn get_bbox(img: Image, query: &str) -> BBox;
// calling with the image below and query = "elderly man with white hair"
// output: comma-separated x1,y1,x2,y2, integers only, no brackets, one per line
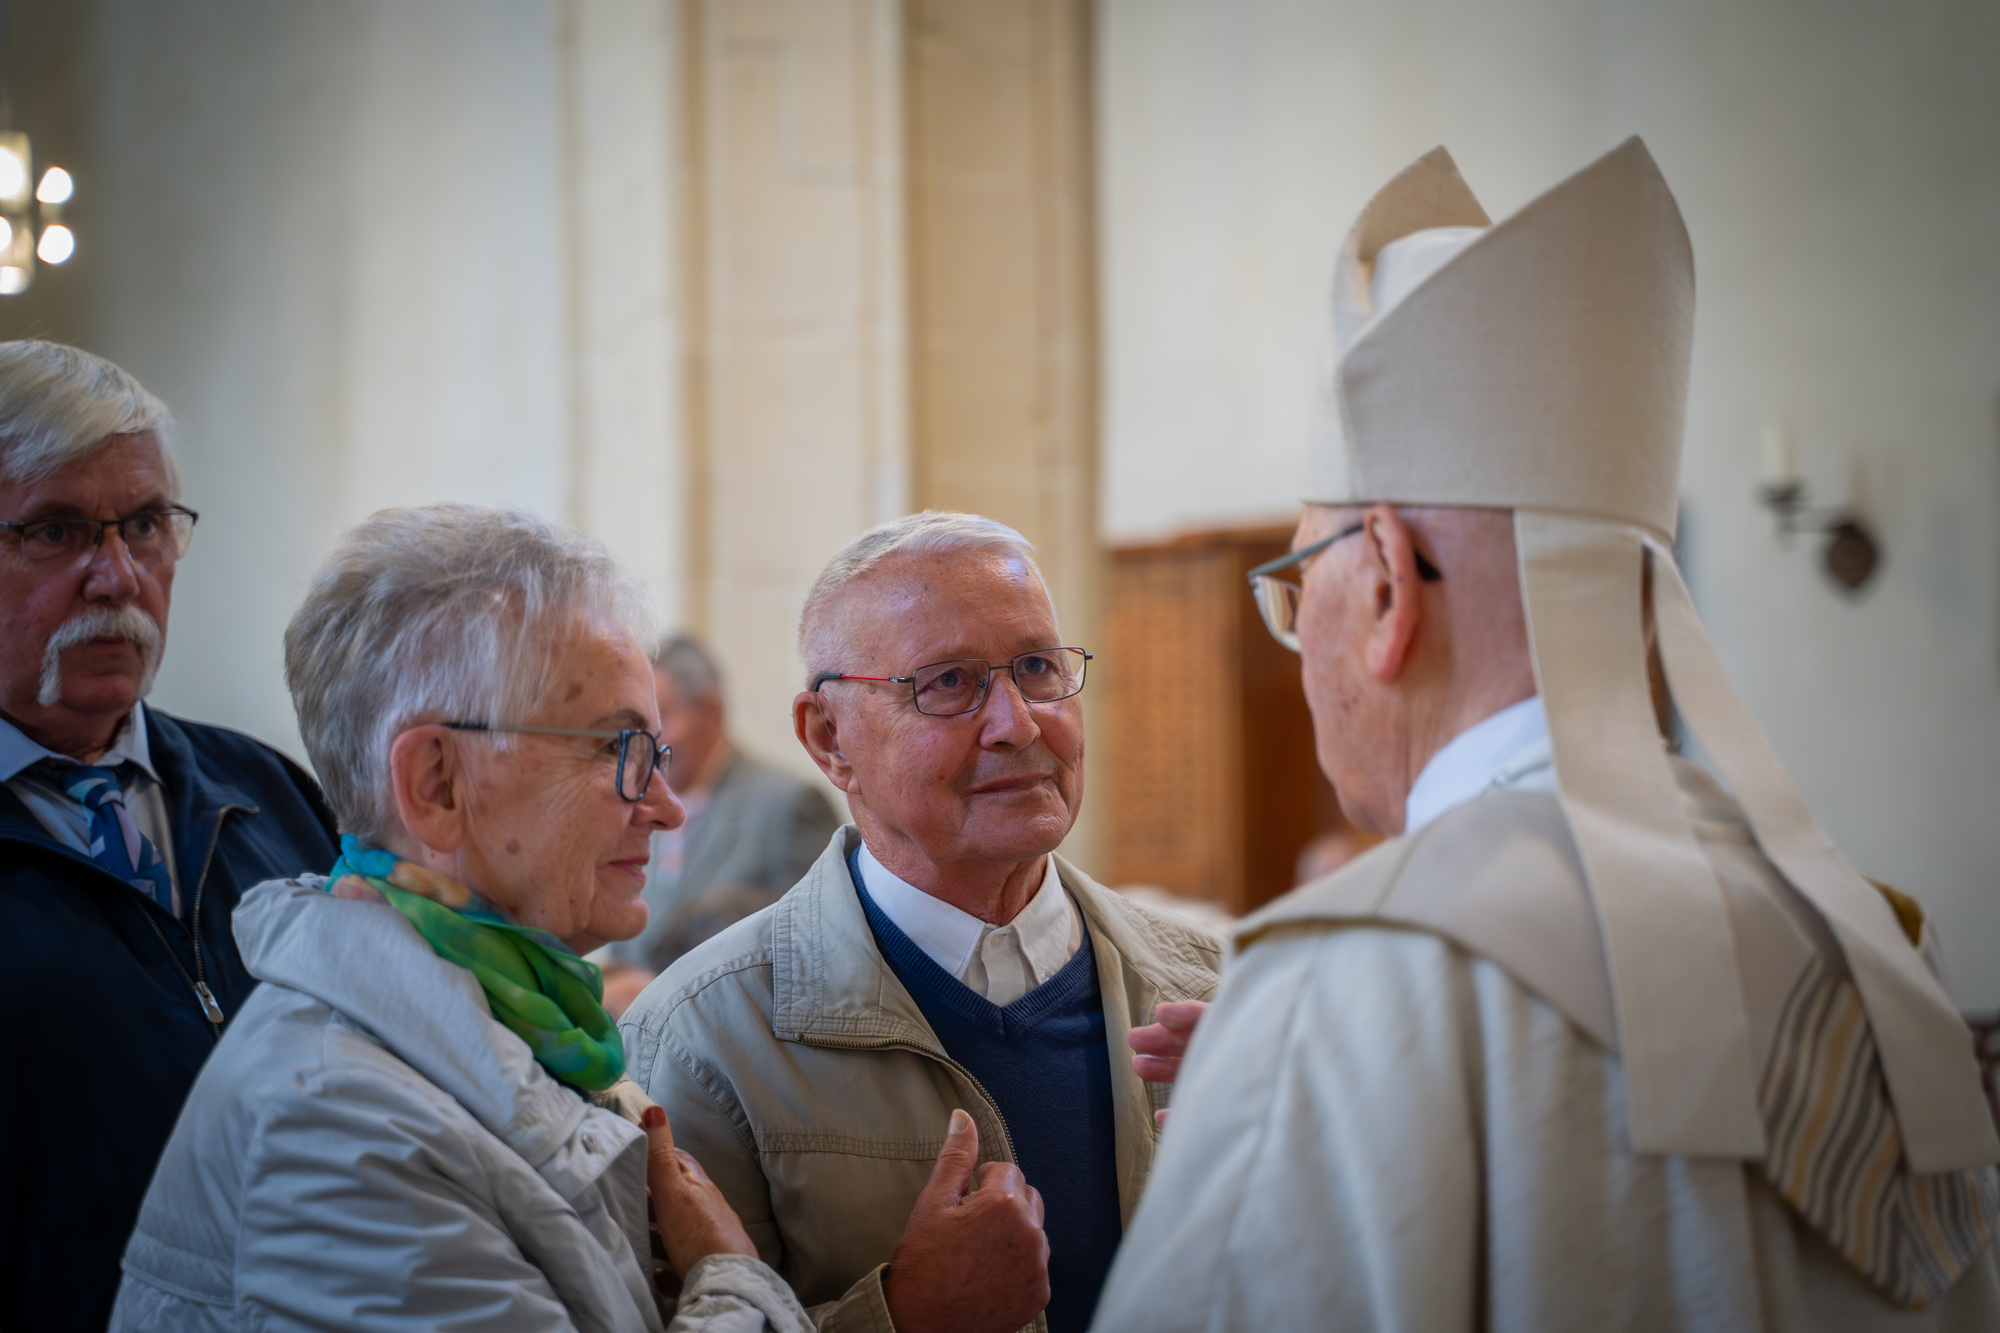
1092,140,2000,1330
620,512,1222,1333
0,340,340,1333
113,504,814,1331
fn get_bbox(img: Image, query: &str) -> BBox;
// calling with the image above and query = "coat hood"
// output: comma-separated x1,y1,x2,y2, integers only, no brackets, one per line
234,876,611,1178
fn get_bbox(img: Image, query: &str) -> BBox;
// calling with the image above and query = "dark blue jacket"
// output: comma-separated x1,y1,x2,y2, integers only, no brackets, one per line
0,708,339,1333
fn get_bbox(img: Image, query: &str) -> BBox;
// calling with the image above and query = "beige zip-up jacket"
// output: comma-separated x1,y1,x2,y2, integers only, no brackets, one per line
619,827,1222,1333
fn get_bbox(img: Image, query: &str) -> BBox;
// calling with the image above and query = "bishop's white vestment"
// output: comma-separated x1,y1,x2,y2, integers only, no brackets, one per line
1091,134,2000,1331
1090,709,2000,1331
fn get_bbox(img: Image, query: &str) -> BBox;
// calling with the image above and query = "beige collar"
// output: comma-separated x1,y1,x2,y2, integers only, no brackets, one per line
770,826,1212,1046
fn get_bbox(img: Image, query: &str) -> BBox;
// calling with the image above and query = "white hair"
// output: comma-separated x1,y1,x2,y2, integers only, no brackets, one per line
797,510,1045,683
0,340,178,491
284,504,655,840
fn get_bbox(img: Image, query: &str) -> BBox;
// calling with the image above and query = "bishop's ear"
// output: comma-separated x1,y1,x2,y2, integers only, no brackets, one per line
387,724,469,855
1361,504,1427,684
794,692,858,794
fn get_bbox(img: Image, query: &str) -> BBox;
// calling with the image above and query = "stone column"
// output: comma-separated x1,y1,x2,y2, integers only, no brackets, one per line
558,0,691,627
677,0,910,781
904,0,1105,865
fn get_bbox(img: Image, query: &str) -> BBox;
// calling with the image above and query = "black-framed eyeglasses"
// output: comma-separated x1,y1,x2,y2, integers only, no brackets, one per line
813,647,1092,718
1245,521,1441,653
441,722,671,802
0,505,200,567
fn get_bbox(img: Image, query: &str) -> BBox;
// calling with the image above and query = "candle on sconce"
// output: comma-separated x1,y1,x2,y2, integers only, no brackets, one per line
1751,417,1880,589
1760,419,1800,491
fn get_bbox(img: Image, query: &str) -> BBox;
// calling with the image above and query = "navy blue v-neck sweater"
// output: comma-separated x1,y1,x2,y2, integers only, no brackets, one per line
850,857,1123,1333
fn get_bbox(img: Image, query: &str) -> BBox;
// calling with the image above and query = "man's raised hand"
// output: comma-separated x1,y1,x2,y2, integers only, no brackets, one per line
882,1109,1049,1333
1129,999,1210,1125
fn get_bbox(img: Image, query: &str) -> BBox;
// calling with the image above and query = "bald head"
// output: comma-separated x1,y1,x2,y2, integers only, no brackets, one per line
798,510,1047,687
813,547,1058,681
1292,502,1536,835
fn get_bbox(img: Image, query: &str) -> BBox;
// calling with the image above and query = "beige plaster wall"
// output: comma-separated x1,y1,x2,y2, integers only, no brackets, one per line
1097,0,2000,1004
50,0,577,767
560,0,690,630
680,0,909,791
5,0,699,770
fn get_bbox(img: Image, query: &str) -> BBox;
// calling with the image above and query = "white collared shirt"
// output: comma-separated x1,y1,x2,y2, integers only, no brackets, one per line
857,843,1083,1006
0,699,182,910
1402,695,1557,835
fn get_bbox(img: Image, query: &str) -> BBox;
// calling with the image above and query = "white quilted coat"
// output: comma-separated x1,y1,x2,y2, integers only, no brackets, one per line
112,877,810,1333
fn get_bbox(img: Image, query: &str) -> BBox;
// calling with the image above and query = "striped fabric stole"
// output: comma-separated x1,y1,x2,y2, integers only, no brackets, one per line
1759,954,2000,1308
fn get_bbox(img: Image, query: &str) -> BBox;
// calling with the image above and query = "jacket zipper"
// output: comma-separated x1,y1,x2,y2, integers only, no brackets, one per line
140,803,250,1038
792,1032,1023,1166
792,1034,1041,1330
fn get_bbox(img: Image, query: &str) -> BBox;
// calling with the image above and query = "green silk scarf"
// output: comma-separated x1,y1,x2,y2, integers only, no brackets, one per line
326,836,625,1092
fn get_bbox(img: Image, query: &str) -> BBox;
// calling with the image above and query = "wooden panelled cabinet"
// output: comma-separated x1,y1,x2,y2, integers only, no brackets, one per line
1102,525,1347,916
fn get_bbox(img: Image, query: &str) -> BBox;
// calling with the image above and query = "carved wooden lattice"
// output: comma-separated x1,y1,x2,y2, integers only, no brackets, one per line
1104,526,1345,915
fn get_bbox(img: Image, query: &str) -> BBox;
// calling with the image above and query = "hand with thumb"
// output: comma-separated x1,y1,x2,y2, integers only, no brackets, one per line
883,1109,1049,1333
924,1107,983,1198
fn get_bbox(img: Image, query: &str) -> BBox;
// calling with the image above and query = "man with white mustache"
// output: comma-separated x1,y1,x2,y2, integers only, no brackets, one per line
620,512,1221,1333
0,341,340,1333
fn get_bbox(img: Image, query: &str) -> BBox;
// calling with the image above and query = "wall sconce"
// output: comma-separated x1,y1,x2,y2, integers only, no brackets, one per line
1757,420,1880,594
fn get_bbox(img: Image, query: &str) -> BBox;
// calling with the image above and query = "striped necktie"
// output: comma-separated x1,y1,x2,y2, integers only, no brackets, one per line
60,764,177,914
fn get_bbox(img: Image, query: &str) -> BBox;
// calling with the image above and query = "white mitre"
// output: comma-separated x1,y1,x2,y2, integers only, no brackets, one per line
1308,137,1996,1170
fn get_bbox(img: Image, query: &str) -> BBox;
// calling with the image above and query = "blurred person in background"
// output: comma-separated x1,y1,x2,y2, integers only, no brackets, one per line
602,634,839,985
0,341,340,1333
113,505,811,1331
1092,140,1999,1329
621,512,1221,1333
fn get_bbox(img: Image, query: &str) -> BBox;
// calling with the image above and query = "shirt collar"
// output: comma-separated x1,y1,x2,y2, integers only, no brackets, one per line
856,842,1068,979
0,700,159,785
1402,694,1554,835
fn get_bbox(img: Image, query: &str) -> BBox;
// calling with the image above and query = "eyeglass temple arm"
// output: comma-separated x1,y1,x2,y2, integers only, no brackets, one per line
1244,524,1440,583
440,722,629,740
811,673,912,691
1244,525,1359,583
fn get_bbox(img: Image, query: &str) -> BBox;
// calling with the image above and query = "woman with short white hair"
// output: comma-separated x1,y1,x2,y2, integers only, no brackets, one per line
112,505,810,1332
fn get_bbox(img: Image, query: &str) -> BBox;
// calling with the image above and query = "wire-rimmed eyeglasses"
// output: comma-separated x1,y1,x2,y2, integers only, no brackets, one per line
0,505,199,567
441,722,671,802
813,647,1092,717
1246,521,1442,652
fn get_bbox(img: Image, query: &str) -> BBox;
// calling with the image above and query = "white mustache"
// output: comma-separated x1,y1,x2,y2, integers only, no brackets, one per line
38,604,164,707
